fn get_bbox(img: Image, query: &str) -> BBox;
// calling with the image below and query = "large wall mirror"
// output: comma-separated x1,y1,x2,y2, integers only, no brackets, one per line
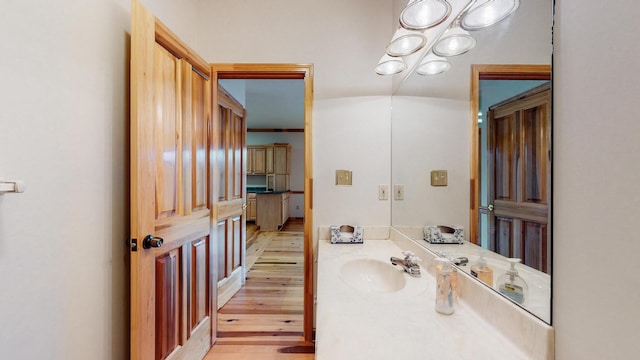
390,0,553,324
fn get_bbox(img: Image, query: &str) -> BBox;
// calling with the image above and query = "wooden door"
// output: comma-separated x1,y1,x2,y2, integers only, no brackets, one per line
130,1,215,359
214,85,247,309
486,83,551,273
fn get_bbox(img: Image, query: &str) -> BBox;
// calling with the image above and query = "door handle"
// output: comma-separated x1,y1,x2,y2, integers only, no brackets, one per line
488,204,494,212
143,235,163,249
242,203,247,210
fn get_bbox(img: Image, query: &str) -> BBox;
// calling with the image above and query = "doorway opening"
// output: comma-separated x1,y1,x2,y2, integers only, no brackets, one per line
211,64,314,344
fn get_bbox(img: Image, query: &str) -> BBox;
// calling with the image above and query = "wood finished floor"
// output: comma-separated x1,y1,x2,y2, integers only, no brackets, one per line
205,219,314,359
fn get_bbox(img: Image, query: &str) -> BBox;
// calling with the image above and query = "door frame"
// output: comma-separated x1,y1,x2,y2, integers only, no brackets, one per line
210,63,314,343
469,64,551,244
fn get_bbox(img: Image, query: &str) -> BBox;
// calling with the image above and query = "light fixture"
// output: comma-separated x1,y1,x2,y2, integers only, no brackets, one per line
400,0,452,31
432,26,476,56
375,54,407,76
386,28,427,57
416,53,450,75
460,0,520,31
375,0,521,77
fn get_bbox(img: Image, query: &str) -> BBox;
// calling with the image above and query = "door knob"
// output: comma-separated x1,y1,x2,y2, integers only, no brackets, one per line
143,235,163,249
488,204,494,212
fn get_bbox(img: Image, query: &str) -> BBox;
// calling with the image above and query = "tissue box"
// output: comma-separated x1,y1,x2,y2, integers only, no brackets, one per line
330,225,363,244
423,225,464,244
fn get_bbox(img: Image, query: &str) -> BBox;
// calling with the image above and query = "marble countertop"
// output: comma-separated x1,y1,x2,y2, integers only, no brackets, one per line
393,226,551,323
316,239,531,360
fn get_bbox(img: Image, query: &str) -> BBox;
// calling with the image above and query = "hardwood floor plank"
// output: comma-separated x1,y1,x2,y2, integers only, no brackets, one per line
207,218,313,358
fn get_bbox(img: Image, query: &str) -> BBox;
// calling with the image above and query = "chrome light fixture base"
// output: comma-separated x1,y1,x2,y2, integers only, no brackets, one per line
375,54,408,76
416,53,451,75
432,26,476,56
400,0,452,31
460,0,520,31
386,31,428,57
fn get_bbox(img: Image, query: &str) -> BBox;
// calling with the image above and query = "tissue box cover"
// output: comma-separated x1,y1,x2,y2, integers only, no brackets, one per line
423,225,464,244
330,225,363,244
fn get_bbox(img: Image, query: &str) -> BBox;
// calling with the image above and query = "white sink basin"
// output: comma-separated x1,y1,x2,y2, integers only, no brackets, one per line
339,258,406,293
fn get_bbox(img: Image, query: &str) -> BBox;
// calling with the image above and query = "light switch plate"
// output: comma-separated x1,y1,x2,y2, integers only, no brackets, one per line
431,170,448,186
336,170,352,186
378,185,388,200
394,185,404,200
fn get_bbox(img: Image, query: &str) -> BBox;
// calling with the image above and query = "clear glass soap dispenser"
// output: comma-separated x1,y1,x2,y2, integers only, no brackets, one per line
496,258,529,305
434,257,454,315
470,251,494,287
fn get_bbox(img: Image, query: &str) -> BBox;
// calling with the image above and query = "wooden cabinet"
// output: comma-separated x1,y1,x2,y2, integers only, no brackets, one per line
247,146,266,174
265,143,291,191
281,192,290,226
256,191,290,231
247,192,257,221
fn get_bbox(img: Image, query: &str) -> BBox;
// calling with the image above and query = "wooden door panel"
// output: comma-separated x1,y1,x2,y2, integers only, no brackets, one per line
154,44,180,220
495,217,513,258
494,115,515,201
215,85,247,308
216,221,226,282
190,237,210,331
155,249,180,360
521,221,547,272
231,216,242,269
522,104,548,204
130,1,214,358
232,114,244,200
191,70,209,212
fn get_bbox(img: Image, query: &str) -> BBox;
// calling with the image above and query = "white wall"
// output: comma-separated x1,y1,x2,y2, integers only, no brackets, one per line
554,1,640,358
391,96,470,230
196,0,394,99
313,96,392,230
0,0,200,359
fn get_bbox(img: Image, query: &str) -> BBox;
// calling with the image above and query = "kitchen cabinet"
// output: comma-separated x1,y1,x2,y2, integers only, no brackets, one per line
256,191,290,231
247,192,257,221
247,146,266,174
265,143,291,191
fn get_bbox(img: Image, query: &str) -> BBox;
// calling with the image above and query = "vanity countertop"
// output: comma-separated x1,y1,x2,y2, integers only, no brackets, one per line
316,239,531,360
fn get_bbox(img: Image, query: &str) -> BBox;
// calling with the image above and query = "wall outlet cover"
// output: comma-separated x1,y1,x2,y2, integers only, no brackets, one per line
336,170,353,186
431,170,448,186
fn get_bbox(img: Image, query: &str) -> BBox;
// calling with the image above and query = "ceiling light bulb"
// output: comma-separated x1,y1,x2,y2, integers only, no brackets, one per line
386,28,427,57
416,53,450,75
375,54,407,76
461,0,520,30
432,26,476,57
400,0,452,31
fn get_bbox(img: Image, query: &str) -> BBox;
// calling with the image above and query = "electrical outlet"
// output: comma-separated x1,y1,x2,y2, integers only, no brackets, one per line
394,185,404,200
378,185,388,200
431,170,448,186
336,170,353,186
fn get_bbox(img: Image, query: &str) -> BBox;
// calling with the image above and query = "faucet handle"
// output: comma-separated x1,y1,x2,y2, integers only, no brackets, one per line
402,250,421,263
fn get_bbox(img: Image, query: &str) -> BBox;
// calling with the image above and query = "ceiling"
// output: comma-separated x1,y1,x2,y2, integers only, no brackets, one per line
218,1,552,128
220,79,305,129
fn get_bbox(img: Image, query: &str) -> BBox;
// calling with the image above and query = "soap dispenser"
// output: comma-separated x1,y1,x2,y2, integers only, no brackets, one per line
496,258,529,305
435,253,458,301
470,251,494,287
434,257,454,315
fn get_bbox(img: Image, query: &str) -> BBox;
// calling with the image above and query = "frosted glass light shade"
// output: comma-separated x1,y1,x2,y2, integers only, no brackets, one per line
416,53,450,75
400,0,452,31
375,54,407,75
386,28,427,56
432,27,476,56
461,0,520,30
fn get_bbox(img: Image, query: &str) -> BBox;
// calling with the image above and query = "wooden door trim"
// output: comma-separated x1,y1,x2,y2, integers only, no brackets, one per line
469,64,551,244
210,63,314,344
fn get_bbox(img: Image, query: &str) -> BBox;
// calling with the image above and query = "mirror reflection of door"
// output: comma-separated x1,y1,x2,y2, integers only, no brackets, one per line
480,81,551,273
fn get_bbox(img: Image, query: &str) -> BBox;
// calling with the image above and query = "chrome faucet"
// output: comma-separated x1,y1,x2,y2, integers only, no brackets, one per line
390,250,421,277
